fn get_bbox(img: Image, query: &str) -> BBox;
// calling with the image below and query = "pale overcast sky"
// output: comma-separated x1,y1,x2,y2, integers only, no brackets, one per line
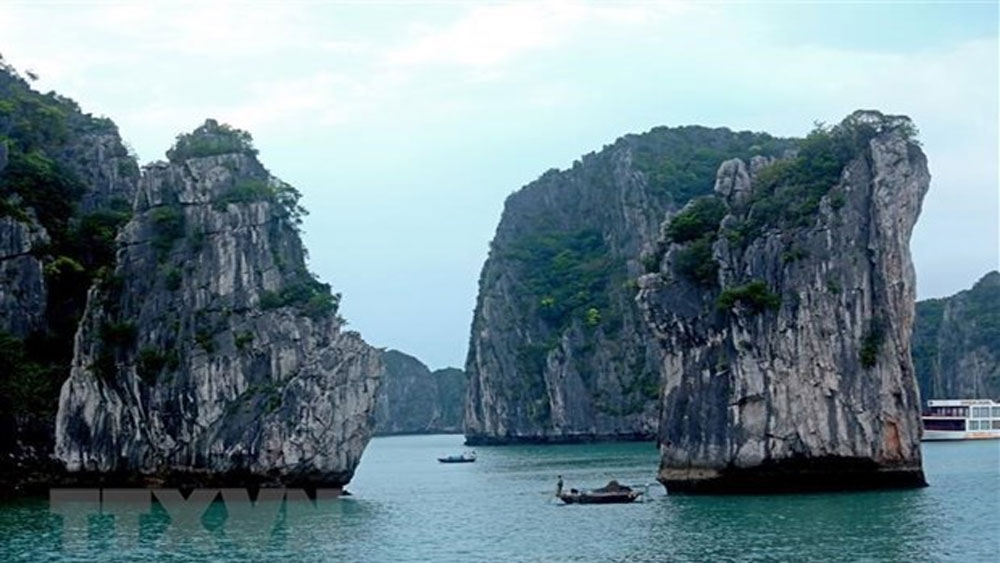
1,1,996,369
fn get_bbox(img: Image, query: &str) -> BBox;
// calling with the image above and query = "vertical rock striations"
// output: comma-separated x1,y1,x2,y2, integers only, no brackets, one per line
913,271,1000,401
466,127,794,444
638,111,929,493
375,350,467,435
55,120,381,488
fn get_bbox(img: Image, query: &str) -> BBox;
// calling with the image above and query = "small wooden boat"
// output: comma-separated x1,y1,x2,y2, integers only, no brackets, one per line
558,490,641,504
437,452,476,463
558,480,642,504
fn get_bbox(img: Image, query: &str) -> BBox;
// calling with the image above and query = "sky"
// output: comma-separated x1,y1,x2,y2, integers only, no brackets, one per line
0,1,996,369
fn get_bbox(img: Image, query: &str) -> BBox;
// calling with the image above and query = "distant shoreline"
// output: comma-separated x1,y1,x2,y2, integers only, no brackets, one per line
373,431,464,438
464,433,657,446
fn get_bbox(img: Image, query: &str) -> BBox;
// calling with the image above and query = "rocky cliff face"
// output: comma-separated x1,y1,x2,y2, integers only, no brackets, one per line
638,111,929,493
54,120,381,488
466,127,794,444
1,63,138,490
375,350,466,435
0,212,48,338
1,65,138,346
913,271,1000,401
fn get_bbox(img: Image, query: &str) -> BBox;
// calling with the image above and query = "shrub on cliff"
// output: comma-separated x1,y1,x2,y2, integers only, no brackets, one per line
859,320,885,368
260,276,341,320
673,237,718,286
665,196,727,244
213,175,308,235
166,119,257,162
666,196,727,287
728,111,919,244
717,280,781,314
150,205,185,260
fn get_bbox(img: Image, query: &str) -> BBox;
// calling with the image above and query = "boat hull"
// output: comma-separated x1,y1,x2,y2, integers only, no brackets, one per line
922,430,1000,441
558,492,640,504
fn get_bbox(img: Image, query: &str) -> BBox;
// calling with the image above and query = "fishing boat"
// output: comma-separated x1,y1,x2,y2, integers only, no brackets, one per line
922,399,1000,441
437,451,476,463
558,480,642,504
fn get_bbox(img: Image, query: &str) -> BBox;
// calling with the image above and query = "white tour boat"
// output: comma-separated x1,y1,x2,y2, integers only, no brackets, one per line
921,399,1000,441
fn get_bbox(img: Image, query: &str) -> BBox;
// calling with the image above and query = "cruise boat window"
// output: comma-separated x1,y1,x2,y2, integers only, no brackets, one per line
992,407,1000,418
924,418,965,431
992,420,1000,430
968,420,979,430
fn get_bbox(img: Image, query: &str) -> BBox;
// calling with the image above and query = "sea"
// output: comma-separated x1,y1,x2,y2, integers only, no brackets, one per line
1,434,997,562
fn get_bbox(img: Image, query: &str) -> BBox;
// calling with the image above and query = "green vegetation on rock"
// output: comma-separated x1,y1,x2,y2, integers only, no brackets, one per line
673,236,718,286
631,127,792,205
234,331,254,351
665,196,728,244
1,150,84,231
717,280,781,314
214,178,273,209
859,319,885,368
260,276,342,320
663,195,727,287
215,176,308,229
136,347,179,385
912,272,1000,398
195,329,217,354
0,61,136,422
162,266,182,290
724,111,918,246
0,331,59,416
93,320,137,380
74,199,132,267
468,126,799,437
150,205,185,261
504,228,616,331
166,119,257,161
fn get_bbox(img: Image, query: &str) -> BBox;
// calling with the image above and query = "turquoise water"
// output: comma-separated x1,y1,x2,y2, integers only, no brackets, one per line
1,435,997,561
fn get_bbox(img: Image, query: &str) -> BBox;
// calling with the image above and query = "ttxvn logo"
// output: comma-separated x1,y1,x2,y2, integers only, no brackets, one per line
50,488,346,553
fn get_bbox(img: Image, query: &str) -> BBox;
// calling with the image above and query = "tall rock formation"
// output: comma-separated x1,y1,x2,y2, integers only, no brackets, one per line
638,111,929,493
1,61,138,490
375,349,466,435
913,271,1000,401
466,127,794,444
55,120,381,488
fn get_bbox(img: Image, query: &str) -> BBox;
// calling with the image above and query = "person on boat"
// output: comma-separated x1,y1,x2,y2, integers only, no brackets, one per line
556,475,564,496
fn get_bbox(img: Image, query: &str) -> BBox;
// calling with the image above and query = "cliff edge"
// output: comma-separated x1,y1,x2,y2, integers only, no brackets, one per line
638,111,929,493
55,121,381,488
